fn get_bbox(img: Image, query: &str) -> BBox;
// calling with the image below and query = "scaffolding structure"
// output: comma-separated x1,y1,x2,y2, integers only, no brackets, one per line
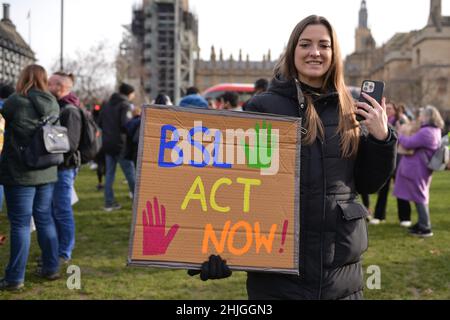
123,0,198,103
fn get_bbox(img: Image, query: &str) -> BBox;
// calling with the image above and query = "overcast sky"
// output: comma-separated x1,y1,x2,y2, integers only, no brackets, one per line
4,0,450,73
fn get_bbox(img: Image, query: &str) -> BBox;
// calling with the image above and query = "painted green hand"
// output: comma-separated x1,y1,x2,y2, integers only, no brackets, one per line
244,121,273,169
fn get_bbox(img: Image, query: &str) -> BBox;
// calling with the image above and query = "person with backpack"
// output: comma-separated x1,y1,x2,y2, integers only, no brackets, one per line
99,83,136,212
48,72,82,264
394,105,445,238
0,65,61,291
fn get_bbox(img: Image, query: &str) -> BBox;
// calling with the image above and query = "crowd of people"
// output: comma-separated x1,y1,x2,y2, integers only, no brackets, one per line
0,14,448,299
0,66,138,291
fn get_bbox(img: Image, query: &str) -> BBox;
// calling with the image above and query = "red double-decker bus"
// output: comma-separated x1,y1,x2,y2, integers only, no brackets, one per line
202,83,255,107
203,83,361,107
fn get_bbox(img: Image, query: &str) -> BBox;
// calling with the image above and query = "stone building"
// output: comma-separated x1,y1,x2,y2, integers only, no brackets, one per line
194,46,276,92
345,0,450,112
0,3,35,85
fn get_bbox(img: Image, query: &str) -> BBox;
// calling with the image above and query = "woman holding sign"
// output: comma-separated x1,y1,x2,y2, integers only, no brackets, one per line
189,15,397,300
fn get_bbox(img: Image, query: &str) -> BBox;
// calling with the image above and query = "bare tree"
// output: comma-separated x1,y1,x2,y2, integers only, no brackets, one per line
51,40,115,105
115,25,148,106
387,66,450,113
386,76,421,109
419,68,449,110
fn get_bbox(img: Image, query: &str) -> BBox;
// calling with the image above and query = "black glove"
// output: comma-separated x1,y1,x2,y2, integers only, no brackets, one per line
187,255,232,281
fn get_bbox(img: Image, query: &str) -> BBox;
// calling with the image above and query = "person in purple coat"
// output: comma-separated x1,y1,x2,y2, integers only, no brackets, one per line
394,105,445,237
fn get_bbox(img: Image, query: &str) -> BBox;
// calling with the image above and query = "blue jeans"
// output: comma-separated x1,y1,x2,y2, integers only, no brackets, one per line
104,154,135,207
0,184,4,212
3,184,59,284
52,169,77,260
416,203,431,229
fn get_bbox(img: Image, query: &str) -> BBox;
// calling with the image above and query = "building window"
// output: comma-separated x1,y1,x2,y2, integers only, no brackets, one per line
416,49,421,66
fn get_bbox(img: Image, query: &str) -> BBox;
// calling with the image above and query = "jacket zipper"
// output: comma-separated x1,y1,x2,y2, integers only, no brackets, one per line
294,79,306,280
295,78,326,299
318,138,326,299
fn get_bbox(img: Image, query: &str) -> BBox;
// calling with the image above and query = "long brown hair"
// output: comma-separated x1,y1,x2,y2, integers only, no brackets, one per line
16,64,49,96
275,15,360,158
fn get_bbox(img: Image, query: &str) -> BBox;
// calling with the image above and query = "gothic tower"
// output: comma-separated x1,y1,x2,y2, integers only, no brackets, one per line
359,0,368,28
427,0,442,31
355,0,375,52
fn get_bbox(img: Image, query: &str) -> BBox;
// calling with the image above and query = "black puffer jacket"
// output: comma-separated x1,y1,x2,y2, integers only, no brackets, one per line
244,76,397,300
99,93,133,156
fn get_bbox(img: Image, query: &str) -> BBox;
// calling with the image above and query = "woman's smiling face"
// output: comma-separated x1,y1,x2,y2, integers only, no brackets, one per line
294,24,333,88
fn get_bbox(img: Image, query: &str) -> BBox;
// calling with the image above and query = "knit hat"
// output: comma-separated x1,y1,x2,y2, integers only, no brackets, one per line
119,83,135,96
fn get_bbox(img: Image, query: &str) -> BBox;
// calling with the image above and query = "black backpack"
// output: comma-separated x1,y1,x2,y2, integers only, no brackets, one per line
22,115,70,170
78,108,102,164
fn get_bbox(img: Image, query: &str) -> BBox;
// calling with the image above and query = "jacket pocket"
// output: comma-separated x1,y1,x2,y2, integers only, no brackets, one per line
333,201,369,267
338,201,369,220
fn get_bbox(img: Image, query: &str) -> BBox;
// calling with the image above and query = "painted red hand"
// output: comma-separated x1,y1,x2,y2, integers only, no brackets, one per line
142,197,180,256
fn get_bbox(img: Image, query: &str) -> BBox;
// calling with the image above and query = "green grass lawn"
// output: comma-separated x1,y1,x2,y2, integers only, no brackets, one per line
0,167,449,300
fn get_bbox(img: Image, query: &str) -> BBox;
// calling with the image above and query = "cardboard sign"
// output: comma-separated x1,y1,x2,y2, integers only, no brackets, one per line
128,105,301,275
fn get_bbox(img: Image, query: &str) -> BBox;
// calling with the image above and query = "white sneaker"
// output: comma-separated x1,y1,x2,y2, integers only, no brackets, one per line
369,218,384,225
400,221,412,228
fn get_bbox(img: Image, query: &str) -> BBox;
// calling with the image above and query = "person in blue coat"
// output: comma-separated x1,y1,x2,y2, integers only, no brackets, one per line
179,87,208,109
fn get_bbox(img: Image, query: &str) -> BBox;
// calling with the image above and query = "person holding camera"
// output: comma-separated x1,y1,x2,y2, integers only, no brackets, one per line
369,101,411,226
190,15,397,300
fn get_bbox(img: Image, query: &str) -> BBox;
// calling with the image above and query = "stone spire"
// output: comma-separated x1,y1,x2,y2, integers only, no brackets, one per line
210,46,216,62
355,0,375,52
2,3,11,23
359,0,368,28
428,0,442,31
